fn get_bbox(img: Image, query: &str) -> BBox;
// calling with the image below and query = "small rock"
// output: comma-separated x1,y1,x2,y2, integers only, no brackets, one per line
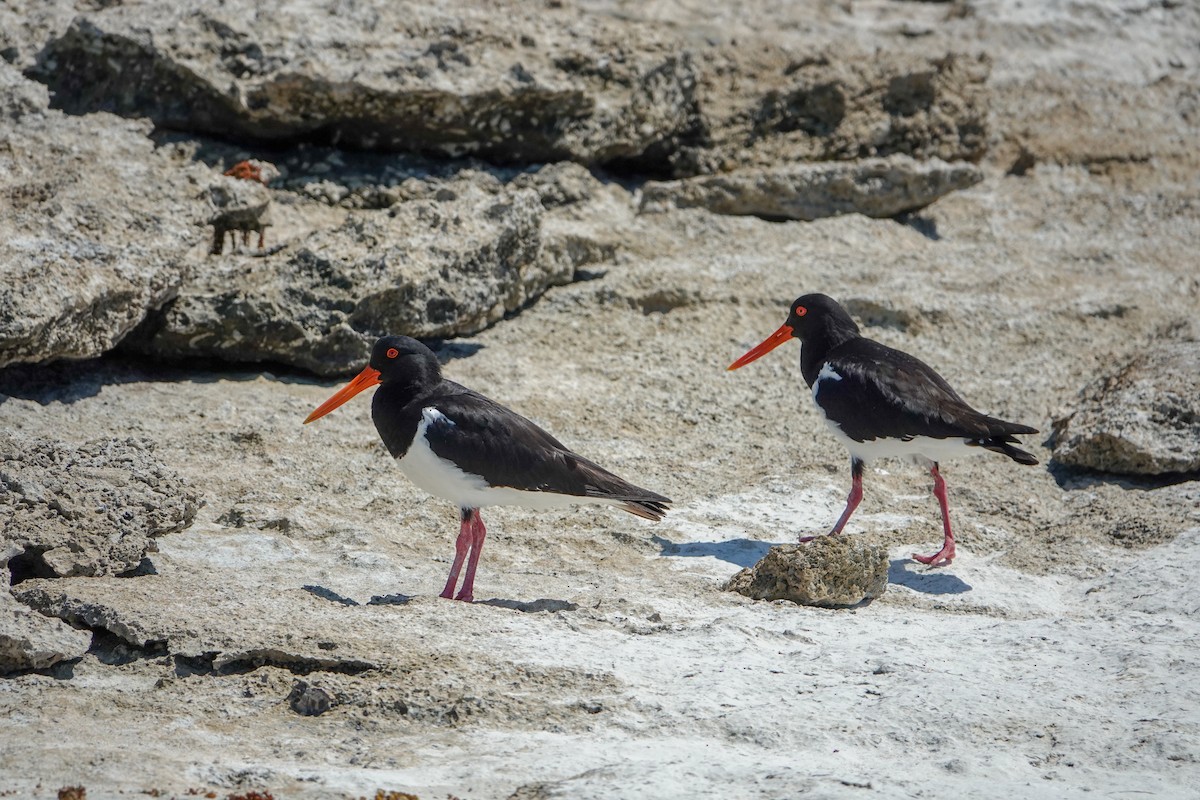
725,537,888,608
1051,339,1200,475
288,680,334,716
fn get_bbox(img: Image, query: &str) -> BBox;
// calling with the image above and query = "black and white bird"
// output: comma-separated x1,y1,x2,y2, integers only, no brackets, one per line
727,293,1038,566
304,336,671,601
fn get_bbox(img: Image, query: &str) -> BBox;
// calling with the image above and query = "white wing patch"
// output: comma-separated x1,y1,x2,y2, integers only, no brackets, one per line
812,362,843,401
422,406,455,429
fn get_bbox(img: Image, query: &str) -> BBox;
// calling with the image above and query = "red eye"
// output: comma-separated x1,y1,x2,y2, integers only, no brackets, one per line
795,306,807,317
386,347,399,359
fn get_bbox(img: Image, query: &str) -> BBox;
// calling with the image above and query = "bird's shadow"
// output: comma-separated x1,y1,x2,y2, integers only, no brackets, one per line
887,559,972,595
303,585,415,606
652,535,779,569
301,585,577,611
480,598,578,613
367,593,415,606
302,585,362,606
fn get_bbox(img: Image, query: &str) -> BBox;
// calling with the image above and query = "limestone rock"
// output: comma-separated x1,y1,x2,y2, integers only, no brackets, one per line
126,184,558,376
32,4,704,171
0,62,207,369
29,3,987,178
0,591,92,674
639,157,982,220
0,433,201,580
0,0,75,71
725,537,889,608
691,51,990,174
1051,339,1200,476
0,58,49,119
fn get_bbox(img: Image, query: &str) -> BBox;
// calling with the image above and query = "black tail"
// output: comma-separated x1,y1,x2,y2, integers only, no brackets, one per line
617,496,672,521
977,433,1039,465
585,481,672,521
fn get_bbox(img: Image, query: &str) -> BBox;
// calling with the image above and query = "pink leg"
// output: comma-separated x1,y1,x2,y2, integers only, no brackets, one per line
829,458,864,535
913,463,956,566
440,510,474,599
455,511,488,602
257,229,265,250
802,458,864,543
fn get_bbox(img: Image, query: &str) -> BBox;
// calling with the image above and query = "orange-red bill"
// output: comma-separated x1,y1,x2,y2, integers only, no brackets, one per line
303,366,382,424
727,323,794,371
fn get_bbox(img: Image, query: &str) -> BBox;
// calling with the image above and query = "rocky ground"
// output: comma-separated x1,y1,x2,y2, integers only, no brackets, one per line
2,1,1199,798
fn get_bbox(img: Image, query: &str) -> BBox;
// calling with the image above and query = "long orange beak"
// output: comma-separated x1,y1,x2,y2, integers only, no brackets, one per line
303,366,382,424
727,323,795,370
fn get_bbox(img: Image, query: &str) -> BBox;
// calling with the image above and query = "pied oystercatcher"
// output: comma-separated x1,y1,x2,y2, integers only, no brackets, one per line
728,293,1038,566
305,336,671,601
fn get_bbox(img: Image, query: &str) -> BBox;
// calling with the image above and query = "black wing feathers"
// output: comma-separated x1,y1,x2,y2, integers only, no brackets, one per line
818,340,1038,463
420,385,670,519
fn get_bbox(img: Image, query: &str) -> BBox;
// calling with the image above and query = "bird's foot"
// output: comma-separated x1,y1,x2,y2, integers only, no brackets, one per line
439,588,455,600
800,529,845,543
454,590,474,603
912,541,955,567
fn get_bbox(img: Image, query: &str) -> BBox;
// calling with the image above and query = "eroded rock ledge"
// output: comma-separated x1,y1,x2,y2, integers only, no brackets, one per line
0,433,201,673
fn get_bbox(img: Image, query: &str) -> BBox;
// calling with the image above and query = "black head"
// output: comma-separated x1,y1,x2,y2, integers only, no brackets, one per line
782,293,860,343
369,335,442,386
728,292,860,371
304,335,442,424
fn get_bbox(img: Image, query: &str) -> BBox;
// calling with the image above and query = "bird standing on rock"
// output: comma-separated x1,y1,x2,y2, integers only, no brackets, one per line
728,293,1038,566
304,336,671,601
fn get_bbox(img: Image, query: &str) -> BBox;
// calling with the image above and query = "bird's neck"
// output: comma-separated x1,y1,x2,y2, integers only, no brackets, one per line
371,378,431,457
800,321,861,387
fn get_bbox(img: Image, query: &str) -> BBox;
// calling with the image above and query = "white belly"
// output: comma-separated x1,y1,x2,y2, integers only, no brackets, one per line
396,408,619,511
821,422,982,466
810,363,981,466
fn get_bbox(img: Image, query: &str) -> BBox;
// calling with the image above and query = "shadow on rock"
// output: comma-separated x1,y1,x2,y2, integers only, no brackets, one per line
895,211,941,241
1046,460,1200,491
433,339,485,364
0,353,318,406
887,560,972,595
652,535,781,568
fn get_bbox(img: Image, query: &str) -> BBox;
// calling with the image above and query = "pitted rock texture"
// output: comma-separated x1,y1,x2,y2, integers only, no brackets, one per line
33,4,704,172
639,156,982,220
0,433,201,581
1051,339,1200,476
0,62,207,370
29,2,987,177
0,591,92,674
126,183,558,376
725,537,889,608
691,50,990,173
